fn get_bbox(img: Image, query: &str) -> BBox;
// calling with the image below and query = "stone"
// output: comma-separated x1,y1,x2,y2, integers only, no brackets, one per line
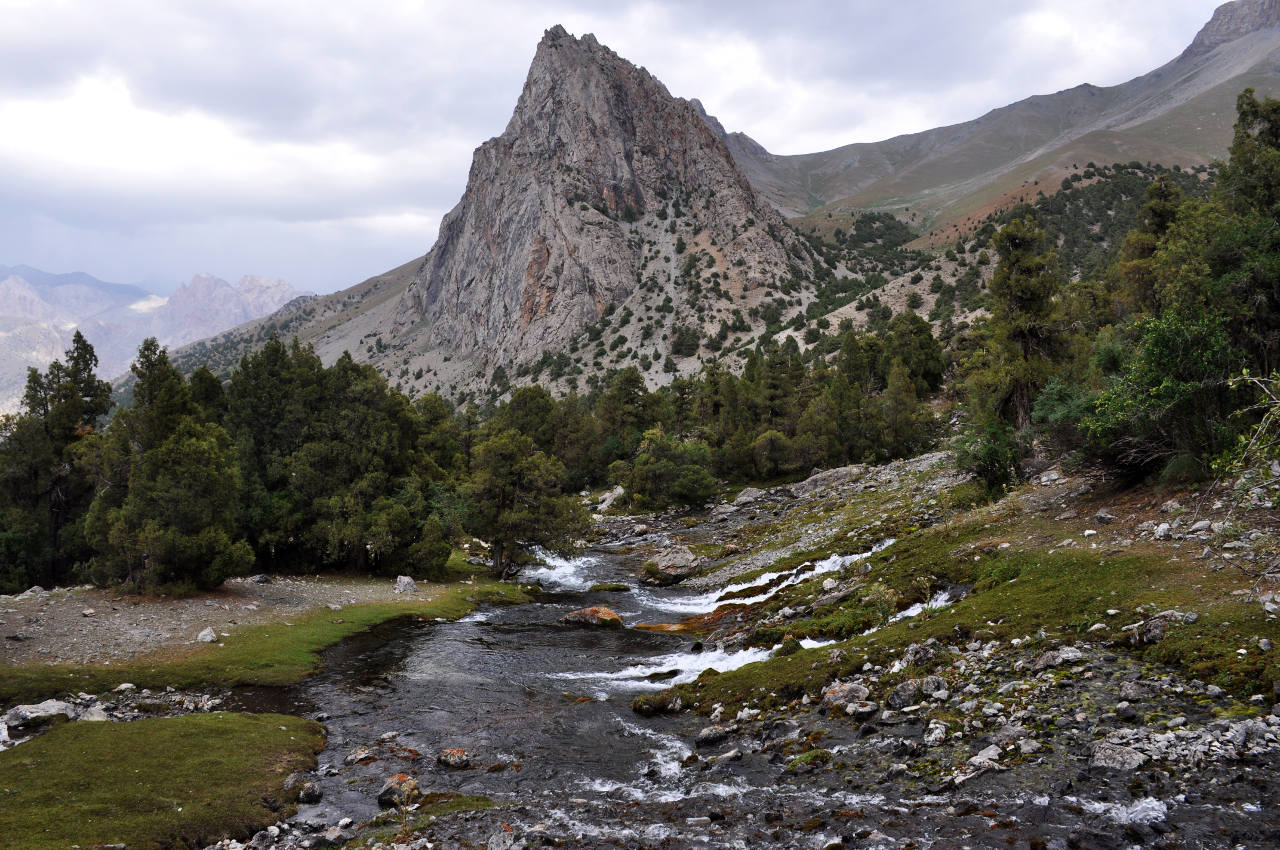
920,675,949,698
901,642,935,667
1119,681,1150,701
790,464,864,498
694,724,736,748
376,773,420,807
845,701,879,720
558,606,623,628
344,746,377,765
393,575,417,594
80,706,111,722
196,627,218,643
924,720,948,745
733,487,766,506
990,724,1028,746
886,679,921,710
4,699,76,728
643,546,700,585
297,781,323,804
248,574,272,584
1032,645,1083,671
1089,742,1148,771
1093,509,1116,525
821,681,869,708
1189,520,1212,534
1153,523,1172,540
437,748,471,769
1116,701,1138,721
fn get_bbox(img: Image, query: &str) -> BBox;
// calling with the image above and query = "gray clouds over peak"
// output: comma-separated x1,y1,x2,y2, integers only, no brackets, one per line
0,0,1222,292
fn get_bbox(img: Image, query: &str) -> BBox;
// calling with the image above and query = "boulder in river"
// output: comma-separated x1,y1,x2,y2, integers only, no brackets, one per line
559,606,623,628
641,546,701,586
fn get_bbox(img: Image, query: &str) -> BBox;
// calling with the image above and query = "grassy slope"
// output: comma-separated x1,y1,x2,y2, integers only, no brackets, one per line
0,713,323,850
671,478,1280,715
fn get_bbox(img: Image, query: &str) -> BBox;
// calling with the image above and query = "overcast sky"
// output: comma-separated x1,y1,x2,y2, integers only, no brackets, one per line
0,0,1225,294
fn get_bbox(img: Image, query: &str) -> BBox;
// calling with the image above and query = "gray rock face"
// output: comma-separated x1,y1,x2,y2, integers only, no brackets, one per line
392,26,811,375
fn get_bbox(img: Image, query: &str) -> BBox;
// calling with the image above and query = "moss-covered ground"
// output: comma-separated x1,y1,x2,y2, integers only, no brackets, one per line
0,712,322,850
670,478,1280,715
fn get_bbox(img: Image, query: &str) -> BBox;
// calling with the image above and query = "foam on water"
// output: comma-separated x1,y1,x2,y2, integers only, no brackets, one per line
862,587,960,636
522,550,603,592
640,538,895,616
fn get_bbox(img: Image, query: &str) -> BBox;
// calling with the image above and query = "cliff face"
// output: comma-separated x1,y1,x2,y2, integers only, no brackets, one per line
391,26,810,372
1183,0,1280,58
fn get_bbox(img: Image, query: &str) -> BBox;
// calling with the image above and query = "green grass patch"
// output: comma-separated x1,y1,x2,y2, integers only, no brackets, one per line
0,712,321,850
0,580,531,705
673,514,1280,712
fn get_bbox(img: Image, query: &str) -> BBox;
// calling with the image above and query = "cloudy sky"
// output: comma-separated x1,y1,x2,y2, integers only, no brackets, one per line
0,0,1224,294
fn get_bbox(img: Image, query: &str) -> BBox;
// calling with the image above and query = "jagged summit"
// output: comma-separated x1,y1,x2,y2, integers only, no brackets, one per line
389,25,810,383
1183,0,1280,58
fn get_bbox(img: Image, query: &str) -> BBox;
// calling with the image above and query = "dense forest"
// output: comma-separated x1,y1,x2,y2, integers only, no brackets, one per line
1,89,1277,596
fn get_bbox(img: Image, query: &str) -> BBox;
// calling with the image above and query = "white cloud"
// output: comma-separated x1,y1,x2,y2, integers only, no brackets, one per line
0,0,1229,291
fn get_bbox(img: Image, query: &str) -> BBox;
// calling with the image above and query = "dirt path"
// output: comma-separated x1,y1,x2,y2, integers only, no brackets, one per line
0,574,430,666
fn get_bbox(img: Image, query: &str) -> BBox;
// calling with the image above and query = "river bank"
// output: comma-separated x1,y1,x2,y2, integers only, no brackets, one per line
4,452,1280,848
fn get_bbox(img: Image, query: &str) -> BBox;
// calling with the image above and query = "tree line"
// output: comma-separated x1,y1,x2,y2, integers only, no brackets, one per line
0,313,941,593
4,88,1276,594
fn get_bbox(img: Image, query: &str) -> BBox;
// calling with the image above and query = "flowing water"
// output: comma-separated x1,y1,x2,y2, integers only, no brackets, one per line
282,543,889,827
240,538,1280,848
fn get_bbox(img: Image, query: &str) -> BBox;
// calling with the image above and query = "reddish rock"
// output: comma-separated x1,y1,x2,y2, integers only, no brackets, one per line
559,606,623,628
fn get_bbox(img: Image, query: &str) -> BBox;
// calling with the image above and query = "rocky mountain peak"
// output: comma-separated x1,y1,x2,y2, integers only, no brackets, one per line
391,26,811,383
1183,0,1280,58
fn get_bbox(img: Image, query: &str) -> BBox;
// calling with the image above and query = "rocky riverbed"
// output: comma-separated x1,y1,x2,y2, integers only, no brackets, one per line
6,453,1280,848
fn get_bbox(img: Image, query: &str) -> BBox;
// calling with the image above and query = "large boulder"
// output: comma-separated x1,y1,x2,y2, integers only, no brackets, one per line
790,464,864,498
641,546,701,586
822,681,870,708
559,606,623,628
3,699,76,730
393,575,417,594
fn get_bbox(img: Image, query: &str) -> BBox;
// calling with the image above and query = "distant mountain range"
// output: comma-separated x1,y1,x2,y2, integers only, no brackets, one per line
0,267,310,412
159,0,1280,404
